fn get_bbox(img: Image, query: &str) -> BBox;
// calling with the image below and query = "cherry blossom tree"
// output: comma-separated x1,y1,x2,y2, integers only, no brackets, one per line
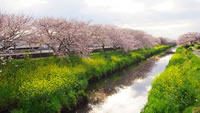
0,13,3,32
103,25,124,49
64,19,91,55
89,24,112,52
130,30,155,48
118,28,154,51
33,17,65,55
34,17,91,56
177,32,200,45
119,28,138,51
0,13,4,45
0,12,171,57
149,36,161,46
158,37,176,45
0,14,33,53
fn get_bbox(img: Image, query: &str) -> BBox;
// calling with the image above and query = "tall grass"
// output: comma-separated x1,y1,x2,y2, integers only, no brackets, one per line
142,47,200,113
0,45,171,113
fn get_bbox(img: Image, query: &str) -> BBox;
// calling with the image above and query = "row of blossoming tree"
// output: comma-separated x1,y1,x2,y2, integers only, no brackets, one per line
177,32,200,45
0,12,174,57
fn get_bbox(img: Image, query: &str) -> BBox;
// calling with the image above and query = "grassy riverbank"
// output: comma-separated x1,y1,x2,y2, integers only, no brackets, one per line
0,45,171,113
143,47,200,113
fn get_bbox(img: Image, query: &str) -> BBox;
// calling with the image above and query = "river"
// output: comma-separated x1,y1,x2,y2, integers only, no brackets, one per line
74,48,176,113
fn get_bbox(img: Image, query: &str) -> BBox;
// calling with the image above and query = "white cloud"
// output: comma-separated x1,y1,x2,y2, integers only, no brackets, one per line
121,20,198,40
0,0,48,15
152,0,177,13
16,0,48,9
0,0,200,39
84,0,145,14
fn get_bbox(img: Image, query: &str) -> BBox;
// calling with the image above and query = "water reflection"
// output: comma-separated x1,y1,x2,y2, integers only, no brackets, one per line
170,47,177,52
75,51,174,113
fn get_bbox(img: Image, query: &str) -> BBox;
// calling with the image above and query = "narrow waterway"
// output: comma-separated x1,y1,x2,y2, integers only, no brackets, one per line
74,48,176,113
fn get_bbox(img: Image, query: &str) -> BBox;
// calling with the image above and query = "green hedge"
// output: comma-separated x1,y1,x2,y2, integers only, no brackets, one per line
142,47,200,113
0,45,171,113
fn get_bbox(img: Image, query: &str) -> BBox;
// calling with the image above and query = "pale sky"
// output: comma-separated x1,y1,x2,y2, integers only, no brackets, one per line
1,0,200,39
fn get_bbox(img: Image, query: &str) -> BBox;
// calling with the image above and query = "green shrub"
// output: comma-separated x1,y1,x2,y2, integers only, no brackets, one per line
195,44,200,49
183,44,190,49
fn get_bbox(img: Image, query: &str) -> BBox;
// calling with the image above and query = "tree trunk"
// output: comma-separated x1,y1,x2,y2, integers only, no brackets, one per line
14,45,16,50
102,44,105,52
40,43,42,57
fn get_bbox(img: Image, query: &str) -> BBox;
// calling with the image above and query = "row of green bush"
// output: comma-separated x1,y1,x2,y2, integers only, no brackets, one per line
142,47,200,113
0,45,171,113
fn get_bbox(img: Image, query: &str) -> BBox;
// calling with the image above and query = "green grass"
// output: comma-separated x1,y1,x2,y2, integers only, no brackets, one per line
142,47,200,113
195,44,200,49
0,45,171,113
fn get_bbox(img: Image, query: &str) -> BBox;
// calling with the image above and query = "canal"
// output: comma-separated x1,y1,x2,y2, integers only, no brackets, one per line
74,48,176,113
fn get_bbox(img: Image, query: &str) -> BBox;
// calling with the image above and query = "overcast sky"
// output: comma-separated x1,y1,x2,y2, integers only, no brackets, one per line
1,0,200,40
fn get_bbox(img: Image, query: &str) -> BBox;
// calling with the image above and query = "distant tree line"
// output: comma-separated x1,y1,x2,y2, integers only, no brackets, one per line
0,12,175,57
177,32,200,45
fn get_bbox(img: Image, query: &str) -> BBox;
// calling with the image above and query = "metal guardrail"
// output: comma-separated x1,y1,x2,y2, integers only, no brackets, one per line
0,46,118,59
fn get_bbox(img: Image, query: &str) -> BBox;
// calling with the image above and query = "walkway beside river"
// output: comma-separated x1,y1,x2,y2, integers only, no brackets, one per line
193,48,200,57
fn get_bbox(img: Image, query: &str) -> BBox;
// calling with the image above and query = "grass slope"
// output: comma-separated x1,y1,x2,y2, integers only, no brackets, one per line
142,47,200,113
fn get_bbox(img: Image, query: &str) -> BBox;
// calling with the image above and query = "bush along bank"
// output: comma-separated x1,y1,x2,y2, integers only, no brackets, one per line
142,47,200,113
0,45,171,113
195,44,200,49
